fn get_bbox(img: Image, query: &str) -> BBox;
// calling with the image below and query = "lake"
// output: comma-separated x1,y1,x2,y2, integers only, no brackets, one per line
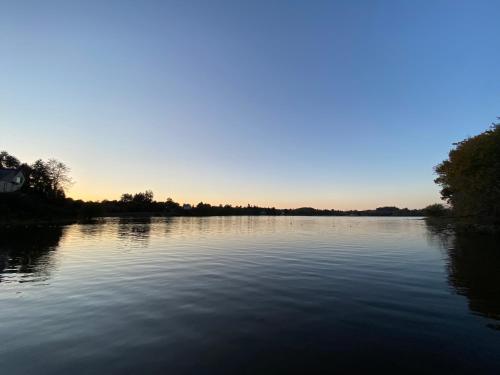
0,216,499,373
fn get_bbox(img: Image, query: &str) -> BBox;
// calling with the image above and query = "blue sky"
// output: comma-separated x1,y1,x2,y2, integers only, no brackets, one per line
1,0,499,209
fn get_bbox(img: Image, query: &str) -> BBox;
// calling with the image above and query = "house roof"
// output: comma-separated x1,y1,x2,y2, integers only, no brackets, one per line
0,168,20,181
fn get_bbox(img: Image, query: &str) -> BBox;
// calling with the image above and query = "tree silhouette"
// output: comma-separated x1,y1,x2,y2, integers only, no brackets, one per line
27,158,72,199
0,151,20,169
435,122,500,220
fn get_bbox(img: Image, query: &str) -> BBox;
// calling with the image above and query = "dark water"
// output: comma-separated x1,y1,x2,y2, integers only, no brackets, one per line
0,217,499,374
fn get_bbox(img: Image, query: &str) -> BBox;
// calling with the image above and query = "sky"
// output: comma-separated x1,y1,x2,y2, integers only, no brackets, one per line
1,0,499,209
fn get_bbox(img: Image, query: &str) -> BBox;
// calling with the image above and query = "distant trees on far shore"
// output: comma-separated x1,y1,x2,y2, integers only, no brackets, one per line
4,118,500,225
98,198,424,217
1,150,426,221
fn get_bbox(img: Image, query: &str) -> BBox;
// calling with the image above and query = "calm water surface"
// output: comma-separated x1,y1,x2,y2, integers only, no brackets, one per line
0,217,499,373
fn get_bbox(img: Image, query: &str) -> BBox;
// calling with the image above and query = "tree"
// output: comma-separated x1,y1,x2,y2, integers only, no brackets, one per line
0,151,20,169
29,159,51,196
46,159,73,197
120,193,133,203
434,122,500,219
28,158,72,199
119,191,155,212
165,197,180,210
133,190,153,204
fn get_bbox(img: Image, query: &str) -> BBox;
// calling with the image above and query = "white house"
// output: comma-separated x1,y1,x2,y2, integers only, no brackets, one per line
0,168,25,193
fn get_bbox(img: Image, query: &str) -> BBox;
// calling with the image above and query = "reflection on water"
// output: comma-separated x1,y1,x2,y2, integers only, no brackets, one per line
0,217,499,373
0,226,65,283
425,219,500,329
117,217,152,245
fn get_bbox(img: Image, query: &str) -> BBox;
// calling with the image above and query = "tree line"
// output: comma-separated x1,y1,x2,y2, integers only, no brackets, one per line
0,150,425,220
101,197,424,217
3,118,499,224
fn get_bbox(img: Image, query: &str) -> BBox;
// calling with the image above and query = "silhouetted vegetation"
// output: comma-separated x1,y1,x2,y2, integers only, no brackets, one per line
423,203,450,217
0,151,81,222
1,150,425,223
434,121,500,226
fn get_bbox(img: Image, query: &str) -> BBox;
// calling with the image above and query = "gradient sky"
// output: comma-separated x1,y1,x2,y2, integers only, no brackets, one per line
1,0,499,209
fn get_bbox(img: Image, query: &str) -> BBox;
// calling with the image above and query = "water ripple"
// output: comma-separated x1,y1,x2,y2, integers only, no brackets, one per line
0,217,499,373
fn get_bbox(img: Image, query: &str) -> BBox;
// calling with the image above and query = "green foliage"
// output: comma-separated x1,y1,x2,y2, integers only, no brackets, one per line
435,122,500,219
